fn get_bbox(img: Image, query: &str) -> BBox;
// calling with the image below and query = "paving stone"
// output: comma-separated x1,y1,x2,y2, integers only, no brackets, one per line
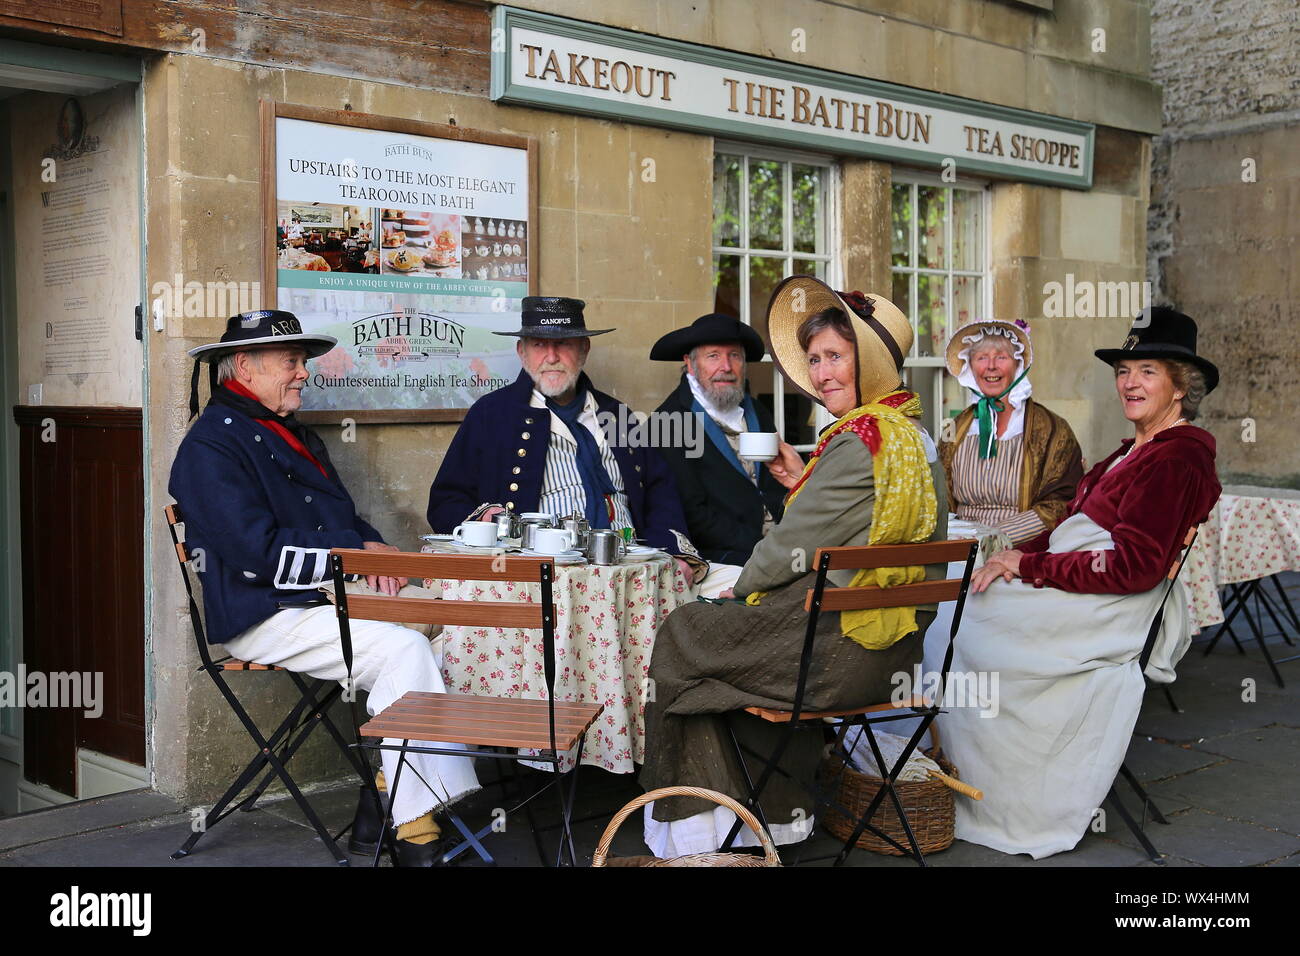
1105,808,1297,867
1144,762,1300,838
1190,724,1300,767
0,790,181,853
1124,736,1223,783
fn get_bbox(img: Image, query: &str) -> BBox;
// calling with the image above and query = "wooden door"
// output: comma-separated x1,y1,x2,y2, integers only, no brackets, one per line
14,405,144,795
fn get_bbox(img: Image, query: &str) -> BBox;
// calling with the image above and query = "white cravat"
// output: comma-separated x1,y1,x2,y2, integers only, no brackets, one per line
686,372,747,433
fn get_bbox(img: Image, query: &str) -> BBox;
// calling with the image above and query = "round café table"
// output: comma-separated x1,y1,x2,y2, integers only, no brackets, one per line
421,543,694,773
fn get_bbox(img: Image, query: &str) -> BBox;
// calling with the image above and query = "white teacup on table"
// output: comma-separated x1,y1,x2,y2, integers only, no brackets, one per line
453,522,499,548
531,527,577,555
737,431,779,462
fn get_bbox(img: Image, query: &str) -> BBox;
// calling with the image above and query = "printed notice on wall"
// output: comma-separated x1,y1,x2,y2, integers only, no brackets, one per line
269,109,535,420
12,88,142,406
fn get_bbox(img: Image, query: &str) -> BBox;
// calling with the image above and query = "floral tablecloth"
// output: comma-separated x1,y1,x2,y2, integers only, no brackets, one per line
1182,485,1300,630
426,553,692,773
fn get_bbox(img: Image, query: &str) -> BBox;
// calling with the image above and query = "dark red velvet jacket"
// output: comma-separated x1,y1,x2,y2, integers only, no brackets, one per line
1017,426,1220,594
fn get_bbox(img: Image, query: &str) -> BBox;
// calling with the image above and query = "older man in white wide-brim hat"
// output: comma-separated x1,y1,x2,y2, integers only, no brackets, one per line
170,309,477,866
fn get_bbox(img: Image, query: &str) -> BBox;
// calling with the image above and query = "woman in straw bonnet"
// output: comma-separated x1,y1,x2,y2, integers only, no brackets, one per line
939,318,1083,546
639,276,948,856
941,307,1220,858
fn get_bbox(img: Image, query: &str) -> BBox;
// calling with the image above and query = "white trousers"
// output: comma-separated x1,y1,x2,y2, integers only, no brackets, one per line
223,586,480,827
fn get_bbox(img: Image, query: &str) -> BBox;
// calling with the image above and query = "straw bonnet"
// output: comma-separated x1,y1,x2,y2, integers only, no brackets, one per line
943,319,1032,377
761,276,912,406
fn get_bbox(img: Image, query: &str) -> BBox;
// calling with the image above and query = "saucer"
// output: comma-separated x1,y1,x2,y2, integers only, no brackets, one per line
623,545,664,557
518,548,586,564
421,533,454,542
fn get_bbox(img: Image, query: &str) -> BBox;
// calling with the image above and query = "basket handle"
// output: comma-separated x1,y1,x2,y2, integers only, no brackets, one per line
591,785,781,867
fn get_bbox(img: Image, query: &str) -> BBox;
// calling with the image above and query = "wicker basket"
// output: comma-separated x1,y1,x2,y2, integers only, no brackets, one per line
591,786,781,867
818,747,958,856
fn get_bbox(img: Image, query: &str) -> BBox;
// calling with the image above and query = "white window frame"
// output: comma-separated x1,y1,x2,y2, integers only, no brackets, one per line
890,169,993,437
712,140,841,451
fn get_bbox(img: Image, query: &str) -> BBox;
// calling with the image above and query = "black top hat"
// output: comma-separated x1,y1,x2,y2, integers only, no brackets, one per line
492,296,614,338
1094,306,1219,393
649,312,765,362
188,310,337,362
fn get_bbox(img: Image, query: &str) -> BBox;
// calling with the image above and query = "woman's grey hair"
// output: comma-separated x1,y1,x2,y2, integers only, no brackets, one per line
1164,359,1208,421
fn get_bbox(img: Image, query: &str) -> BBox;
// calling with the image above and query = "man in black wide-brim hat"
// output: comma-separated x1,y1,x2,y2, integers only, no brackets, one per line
427,296,705,579
650,313,790,575
170,310,477,866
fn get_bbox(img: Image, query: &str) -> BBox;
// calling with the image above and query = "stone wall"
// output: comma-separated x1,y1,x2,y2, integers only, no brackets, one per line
1148,0,1299,485
146,53,714,801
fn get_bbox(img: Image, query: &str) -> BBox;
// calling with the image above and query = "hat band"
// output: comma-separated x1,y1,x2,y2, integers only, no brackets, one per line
861,310,904,370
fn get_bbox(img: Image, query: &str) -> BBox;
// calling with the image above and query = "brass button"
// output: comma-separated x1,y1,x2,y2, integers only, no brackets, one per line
635,464,642,472
509,482,518,492
506,501,514,510
512,466,521,475
525,417,534,425
517,448,526,457
522,431,530,440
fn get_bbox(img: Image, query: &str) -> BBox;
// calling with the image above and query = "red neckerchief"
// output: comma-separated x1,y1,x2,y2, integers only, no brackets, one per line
223,381,329,478
784,389,914,503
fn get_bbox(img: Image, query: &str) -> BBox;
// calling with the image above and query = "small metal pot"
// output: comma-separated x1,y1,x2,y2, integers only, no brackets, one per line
560,512,590,551
494,510,522,540
586,529,624,566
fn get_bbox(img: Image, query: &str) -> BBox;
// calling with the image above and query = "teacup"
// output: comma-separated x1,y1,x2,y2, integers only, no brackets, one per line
453,522,498,548
532,527,577,554
738,431,780,462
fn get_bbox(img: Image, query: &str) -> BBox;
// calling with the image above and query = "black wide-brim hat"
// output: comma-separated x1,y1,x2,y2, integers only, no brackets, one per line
1094,306,1219,393
493,296,613,338
649,312,765,362
188,309,337,362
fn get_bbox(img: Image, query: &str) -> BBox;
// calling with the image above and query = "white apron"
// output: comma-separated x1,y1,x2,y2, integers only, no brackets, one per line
938,512,1190,858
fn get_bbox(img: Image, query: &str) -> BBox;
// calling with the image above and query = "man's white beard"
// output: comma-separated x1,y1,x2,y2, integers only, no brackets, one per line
701,378,743,410
530,365,580,399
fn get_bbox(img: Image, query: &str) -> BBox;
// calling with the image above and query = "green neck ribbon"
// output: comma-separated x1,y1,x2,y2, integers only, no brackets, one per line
974,365,1030,459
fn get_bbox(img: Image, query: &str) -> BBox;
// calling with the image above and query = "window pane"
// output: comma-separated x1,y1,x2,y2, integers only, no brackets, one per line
891,183,911,267
780,384,819,447
902,365,943,440
714,253,742,319
792,164,822,254
748,256,787,327
943,368,968,432
952,274,980,331
916,274,947,357
747,360,777,423
952,188,982,272
748,158,784,250
793,257,823,278
713,154,742,248
892,271,912,342
918,185,946,269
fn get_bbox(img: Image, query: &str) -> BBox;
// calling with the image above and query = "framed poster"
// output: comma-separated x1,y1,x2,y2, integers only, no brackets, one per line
261,101,538,423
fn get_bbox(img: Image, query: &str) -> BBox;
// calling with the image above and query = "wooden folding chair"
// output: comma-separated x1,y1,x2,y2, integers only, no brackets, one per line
719,538,978,866
1109,524,1201,865
164,505,370,866
328,548,604,867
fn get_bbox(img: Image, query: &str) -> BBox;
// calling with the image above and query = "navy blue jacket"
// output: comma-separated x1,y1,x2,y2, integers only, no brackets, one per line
169,403,383,644
427,370,693,555
654,374,787,565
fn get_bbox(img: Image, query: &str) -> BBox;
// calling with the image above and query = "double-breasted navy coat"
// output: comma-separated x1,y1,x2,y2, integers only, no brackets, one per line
426,371,693,556
169,403,384,645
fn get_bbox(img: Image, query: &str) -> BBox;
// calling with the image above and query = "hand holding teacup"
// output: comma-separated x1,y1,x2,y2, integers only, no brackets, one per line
764,441,805,489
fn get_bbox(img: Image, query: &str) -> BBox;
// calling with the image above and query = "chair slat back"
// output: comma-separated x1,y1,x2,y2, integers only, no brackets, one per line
164,503,216,666
806,578,965,613
805,539,976,613
340,595,544,629
332,547,552,583
812,539,976,571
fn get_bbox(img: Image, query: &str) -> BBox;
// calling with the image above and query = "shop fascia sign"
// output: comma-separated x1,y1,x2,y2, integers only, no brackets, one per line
491,6,1094,189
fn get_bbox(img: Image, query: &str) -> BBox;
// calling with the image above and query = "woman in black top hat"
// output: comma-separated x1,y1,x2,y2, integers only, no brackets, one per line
939,307,1223,859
